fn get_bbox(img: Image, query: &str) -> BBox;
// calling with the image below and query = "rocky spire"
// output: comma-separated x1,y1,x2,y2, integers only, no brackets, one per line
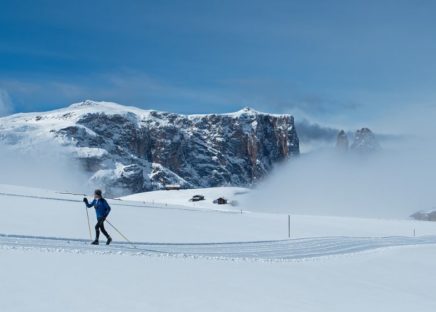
350,128,380,153
336,130,349,152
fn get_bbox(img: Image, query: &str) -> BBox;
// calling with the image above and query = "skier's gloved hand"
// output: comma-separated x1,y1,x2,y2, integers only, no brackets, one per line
83,197,88,203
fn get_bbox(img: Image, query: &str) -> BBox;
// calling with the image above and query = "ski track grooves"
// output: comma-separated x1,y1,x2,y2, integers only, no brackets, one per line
1,233,436,261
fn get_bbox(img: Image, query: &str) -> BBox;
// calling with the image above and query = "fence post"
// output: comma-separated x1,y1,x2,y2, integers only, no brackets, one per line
288,215,291,238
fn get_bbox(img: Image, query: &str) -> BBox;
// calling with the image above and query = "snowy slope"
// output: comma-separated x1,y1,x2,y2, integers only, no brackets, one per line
2,246,436,312
2,184,436,311
2,184,436,242
119,187,251,211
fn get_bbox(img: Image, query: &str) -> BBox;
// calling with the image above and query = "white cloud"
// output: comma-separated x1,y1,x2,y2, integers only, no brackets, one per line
0,89,13,116
246,103,436,219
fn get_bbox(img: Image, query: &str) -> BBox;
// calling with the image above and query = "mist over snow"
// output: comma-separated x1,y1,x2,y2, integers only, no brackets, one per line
0,142,90,193
246,106,436,219
0,89,13,117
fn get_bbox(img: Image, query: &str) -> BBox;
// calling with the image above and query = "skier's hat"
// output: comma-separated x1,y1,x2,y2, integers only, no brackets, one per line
94,189,102,197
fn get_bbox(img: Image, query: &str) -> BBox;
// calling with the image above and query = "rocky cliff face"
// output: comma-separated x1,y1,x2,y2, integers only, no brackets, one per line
350,128,381,153
0,101,299,196
410,210,436,221
335,130,349,152
335,128,380,154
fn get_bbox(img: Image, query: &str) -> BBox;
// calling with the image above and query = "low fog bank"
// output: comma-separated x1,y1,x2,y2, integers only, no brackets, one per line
0,143,90,194
296,119,403,154
247,111,436,219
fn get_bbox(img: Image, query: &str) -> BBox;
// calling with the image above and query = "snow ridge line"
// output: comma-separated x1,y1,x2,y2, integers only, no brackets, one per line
2,233,436,262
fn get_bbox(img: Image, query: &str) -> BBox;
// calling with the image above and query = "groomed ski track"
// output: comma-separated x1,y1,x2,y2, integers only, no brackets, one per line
2,233,436,262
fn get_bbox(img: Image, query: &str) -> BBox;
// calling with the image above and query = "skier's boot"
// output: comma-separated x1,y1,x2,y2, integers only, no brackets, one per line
106,237,112,245
91,240,99,245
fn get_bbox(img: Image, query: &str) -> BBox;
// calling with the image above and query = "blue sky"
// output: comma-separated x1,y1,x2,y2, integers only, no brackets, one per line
1,0,436,126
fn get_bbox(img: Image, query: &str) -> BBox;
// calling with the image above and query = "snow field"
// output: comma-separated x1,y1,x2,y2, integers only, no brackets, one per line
2,184,436,311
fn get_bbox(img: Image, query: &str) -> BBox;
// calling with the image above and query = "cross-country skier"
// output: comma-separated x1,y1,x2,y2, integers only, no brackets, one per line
83,189,112,245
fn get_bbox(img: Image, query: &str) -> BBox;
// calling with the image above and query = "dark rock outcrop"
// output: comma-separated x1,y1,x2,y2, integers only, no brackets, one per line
336,130,349,152
410,210,436,221
350,128,381,154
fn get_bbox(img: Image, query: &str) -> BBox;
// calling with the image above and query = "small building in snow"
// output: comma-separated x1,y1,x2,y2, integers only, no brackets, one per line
213,197,228,205
164,184,181,191
190,195,205,202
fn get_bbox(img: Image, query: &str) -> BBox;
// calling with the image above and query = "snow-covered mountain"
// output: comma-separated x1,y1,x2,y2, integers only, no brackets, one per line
0,100,299,195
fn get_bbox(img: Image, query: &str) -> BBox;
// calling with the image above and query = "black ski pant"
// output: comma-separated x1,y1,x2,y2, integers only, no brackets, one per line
95,217,110,240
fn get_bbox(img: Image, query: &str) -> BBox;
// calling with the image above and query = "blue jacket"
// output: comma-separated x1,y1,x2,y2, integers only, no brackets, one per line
86,198,111,219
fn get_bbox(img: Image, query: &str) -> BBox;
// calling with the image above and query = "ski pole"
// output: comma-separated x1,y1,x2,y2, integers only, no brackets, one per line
105,219,137,249
84,202,92,240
